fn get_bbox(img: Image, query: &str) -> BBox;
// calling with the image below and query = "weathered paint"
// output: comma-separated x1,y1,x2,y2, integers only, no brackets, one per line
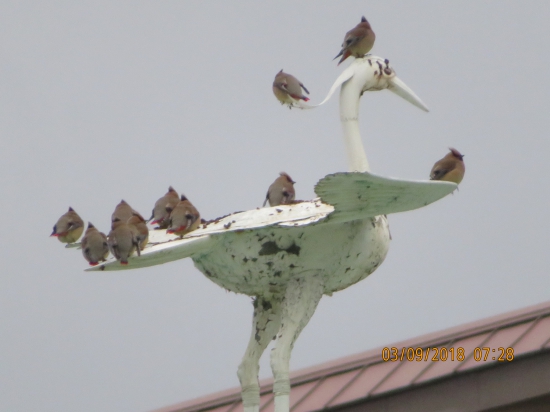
192,215,390,296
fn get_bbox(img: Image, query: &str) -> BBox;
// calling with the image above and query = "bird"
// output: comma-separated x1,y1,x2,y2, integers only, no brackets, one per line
127,213,149,251
108,218,140,265
149,186,180,229
111,199,144,223
51,207,85,243
272,70,310,107
334,16,376,65
263,172,296,207
430,148,466,184
81,222,109,266
166,195,201,237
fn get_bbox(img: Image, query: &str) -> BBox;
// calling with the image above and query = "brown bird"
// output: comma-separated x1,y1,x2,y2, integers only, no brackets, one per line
127,213,149,251
108,218,140,265
430,148,466,184
111,199,144,223
166,195,201,237
334,16,376,65
263,172,296,207
51,207,85,243
272,70,310,107
81,222,109,266
149,186,180,229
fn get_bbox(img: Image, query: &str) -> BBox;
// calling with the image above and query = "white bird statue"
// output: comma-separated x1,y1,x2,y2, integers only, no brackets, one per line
85,56,456,412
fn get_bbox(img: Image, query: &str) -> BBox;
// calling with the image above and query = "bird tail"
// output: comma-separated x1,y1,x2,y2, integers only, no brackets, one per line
337,51,351,66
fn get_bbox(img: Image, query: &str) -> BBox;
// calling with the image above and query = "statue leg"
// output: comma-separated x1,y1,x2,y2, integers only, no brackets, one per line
237,295,282,412
270,274,324,412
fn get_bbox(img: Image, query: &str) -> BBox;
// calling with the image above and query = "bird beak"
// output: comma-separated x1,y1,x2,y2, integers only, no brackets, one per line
387,76,429,112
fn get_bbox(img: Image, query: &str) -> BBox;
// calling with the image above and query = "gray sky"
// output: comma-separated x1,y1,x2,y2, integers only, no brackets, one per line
1,1,549,411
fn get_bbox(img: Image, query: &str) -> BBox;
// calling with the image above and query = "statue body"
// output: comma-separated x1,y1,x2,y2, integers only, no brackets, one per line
193,215,390,296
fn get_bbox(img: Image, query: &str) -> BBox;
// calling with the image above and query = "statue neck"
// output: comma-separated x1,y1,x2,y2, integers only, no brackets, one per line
339,69,370,173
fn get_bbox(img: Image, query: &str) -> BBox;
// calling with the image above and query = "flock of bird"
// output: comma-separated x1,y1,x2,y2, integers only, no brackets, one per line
49,173,299,267
50,189,203,266
50,16,465,267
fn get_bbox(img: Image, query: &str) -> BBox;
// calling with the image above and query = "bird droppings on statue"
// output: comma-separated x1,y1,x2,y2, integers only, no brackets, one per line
430,148,465,185
50,207,84,244
263,172,296,207
272,70,310,108
334,16,376,65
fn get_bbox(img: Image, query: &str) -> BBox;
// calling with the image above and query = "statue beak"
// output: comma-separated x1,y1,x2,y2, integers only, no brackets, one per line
387,76,429,112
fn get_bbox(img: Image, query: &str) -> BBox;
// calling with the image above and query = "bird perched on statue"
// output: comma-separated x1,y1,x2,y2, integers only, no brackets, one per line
108,218,140,265
81,223,109,266
430,148,466,184
272,70,310,108
127,213,149,251
166,195,201,237
51,207,85,244
334,16,376,65
149,186,180,229
111,199,144,223
263,172,296,207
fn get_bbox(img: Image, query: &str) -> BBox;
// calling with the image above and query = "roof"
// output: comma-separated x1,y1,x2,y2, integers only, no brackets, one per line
153,300,550,412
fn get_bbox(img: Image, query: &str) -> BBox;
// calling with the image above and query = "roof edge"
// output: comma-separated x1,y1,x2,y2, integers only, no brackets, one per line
151,299,550,412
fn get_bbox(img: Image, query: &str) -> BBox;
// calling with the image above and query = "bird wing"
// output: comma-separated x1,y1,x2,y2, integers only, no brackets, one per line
430,167,451,180
314,171,457,224
342,32,364,49
276,80,304,100
83,173,454,271
85,200,334,272
87,233,214,272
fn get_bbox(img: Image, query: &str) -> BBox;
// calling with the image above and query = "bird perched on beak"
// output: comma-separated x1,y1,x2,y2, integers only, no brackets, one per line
51,207,84,243
108,218,140,265
430,148,466,184
263,172,296,207
111,199,144,223
127,213,149,251
334,16,376,65
166,195,201,237
81,222,109,266
272,70,310,108
149,186,180,229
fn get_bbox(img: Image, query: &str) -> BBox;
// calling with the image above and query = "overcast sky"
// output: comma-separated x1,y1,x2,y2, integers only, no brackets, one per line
1,1,550,411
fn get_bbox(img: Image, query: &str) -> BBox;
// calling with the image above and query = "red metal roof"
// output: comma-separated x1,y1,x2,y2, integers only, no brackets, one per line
153,300,550,412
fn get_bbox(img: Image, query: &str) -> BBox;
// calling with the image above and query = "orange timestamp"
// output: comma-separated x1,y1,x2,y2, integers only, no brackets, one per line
381,347,515,362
